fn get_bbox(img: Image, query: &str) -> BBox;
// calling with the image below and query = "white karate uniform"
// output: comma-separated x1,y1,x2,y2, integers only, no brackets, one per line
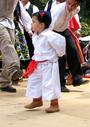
26,29,66,101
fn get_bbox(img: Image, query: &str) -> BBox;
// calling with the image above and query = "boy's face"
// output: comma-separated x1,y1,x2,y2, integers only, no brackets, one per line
66,0,78,12
32,16,45,34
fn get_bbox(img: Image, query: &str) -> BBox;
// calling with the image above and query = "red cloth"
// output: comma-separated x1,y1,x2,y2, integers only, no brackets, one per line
69,17,84,63
23,60,37,78
23,60,47,78
82,75,90,78
68,28,85,64
69,16,80,31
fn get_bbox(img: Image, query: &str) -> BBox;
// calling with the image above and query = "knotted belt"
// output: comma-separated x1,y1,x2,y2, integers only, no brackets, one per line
23,60,47,78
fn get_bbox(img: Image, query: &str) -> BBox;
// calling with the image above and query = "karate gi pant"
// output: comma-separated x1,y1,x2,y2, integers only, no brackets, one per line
26,61,61,101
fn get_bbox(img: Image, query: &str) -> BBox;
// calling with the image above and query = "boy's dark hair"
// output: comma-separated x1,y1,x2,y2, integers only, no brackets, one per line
47,0,53,12
32,11,52,28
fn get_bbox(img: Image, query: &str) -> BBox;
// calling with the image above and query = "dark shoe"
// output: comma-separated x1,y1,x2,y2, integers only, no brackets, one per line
81,62,90,72
0,86,16,93
73,78,89,87
61,86,70,92
12,69,23,81
12,80,19,85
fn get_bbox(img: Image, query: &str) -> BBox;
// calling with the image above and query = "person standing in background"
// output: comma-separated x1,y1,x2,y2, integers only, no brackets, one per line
0,0,23,93
45,0,89,92
21,0,39,60
21,0,39,15
14,0,32,69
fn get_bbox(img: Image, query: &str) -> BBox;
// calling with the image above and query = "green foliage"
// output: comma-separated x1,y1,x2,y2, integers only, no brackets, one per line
80,0,90,18
30,0,48,9
81,21,90,36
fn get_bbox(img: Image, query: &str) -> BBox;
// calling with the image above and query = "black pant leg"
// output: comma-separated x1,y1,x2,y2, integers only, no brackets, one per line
24,30,34,59
64,29,82,79
54,29,83,86
58,55,66,87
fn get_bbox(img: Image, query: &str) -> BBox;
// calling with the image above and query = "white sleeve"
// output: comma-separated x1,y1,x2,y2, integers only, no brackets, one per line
49,32,66,57
19,1,32,34
74,14,81,29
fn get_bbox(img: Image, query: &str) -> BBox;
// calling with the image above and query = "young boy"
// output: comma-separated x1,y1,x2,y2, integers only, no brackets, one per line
24,11,66,113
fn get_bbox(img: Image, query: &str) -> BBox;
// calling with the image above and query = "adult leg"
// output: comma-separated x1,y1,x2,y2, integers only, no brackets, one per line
54,30,70,92
24,30,34,59
0,25,22,92
64,29,88,86
58,55,70,92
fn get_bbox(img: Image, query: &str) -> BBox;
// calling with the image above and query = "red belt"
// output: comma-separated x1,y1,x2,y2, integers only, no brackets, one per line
23,60,47,78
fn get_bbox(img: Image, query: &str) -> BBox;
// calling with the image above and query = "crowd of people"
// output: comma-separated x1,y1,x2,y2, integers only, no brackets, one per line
0,0,90,113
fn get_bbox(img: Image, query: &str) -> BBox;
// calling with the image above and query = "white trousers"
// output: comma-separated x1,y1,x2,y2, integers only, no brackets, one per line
26,61,61,101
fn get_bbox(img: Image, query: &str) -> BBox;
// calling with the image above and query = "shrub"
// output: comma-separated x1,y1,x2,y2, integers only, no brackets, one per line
81,21,90,36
